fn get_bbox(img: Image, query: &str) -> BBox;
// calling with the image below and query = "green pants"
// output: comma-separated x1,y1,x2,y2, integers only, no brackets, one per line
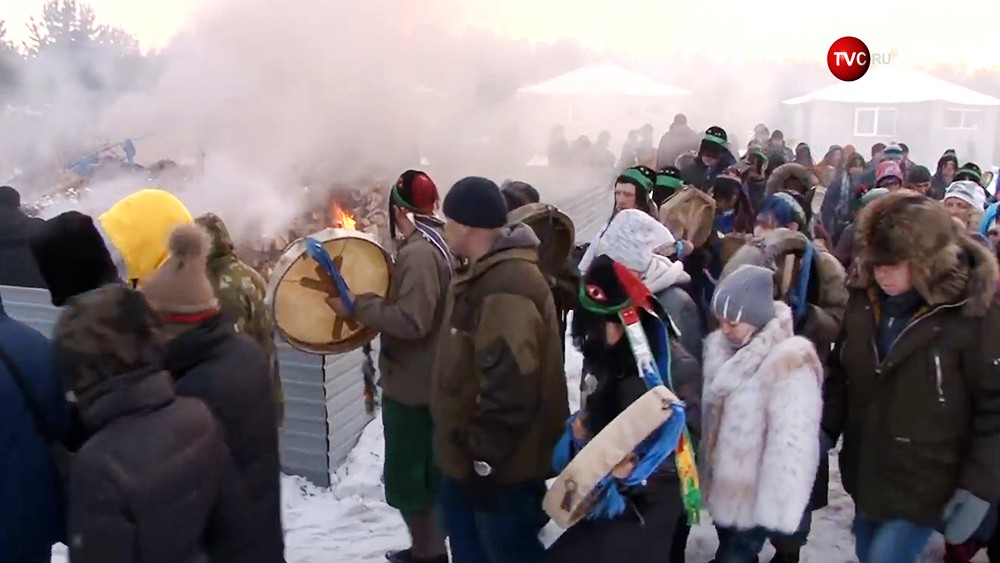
382,397,441,512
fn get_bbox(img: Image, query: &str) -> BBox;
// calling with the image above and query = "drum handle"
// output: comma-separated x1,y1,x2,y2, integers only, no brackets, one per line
304,237,355,314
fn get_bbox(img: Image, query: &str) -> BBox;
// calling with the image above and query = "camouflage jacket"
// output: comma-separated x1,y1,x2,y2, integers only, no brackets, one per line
195,213,283,423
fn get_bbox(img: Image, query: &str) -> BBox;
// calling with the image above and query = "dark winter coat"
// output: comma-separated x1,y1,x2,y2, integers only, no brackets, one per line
680,149,737,190
431,224,570,484
548,309,700,562
164,315,284,562
0,296,70,562
68,369,252,563
0,205,46,288
821,170,862,247
656,125,701,171
823,195,1000,527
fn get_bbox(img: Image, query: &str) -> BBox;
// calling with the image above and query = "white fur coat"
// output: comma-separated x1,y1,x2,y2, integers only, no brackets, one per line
701,301,824,534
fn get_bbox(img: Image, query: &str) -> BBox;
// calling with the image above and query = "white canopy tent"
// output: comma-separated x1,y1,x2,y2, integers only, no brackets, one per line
518,63,691,98
517,63,690,151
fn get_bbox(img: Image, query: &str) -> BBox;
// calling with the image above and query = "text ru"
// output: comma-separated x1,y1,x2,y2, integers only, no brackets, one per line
832,52,893,65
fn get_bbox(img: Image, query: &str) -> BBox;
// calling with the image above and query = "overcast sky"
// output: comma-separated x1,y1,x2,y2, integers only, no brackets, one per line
1,0,997,69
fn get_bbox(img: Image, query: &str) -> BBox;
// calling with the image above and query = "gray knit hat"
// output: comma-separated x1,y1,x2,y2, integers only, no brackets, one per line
711,264,776,329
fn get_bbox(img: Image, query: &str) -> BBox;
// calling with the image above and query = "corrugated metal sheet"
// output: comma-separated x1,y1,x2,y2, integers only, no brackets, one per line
0,284,373,488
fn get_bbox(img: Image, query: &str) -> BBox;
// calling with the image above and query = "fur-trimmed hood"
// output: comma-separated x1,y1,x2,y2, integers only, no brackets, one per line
766,162,820,197
849,191,999,316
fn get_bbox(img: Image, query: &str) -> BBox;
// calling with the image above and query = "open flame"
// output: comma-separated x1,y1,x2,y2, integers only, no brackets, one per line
330,201,357,230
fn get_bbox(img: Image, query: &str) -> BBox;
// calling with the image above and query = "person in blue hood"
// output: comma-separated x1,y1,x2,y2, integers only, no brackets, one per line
0,290,72,562
680,126,737,190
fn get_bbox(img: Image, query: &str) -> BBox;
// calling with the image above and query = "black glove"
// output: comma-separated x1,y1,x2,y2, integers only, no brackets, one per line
460,473,500,511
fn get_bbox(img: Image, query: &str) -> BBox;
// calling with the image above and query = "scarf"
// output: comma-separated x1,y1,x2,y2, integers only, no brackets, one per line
554,262,702,523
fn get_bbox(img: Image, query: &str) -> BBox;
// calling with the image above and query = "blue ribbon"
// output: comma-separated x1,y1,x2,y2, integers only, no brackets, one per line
789,243,815,323
304,237,355,315
980,203,1000,235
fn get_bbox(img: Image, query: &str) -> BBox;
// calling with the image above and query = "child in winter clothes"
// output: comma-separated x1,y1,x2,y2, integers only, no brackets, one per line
54,285,252,563
546,255,701,563
823,191,1000,563
702,265,824,563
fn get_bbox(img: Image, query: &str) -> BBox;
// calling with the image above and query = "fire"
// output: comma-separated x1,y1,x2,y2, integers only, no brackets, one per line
330,202,357,230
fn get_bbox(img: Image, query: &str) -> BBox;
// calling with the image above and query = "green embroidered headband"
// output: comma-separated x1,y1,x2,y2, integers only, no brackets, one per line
578,283,629,316
390,185,421,212
656,175,682,190
704,133,727,146
619,168,653,191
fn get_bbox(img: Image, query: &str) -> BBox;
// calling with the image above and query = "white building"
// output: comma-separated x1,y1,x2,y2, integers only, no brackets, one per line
782,66,1000,165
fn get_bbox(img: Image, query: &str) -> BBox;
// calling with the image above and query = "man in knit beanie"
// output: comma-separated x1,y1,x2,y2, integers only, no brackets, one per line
330,170,452,563
433,176,568,563
142,224,285,560
944,180,987,231
906,165,933,196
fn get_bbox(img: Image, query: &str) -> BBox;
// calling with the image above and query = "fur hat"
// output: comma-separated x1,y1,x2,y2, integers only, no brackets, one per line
54,285,166,396
29,211,121,306
766,163,819,197
141,224,218,315
854,190,999,314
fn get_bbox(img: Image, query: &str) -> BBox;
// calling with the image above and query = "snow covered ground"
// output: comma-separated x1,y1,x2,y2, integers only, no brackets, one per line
50,336,984,562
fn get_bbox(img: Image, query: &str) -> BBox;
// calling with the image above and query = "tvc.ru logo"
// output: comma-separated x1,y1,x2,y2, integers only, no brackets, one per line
827,37,894,81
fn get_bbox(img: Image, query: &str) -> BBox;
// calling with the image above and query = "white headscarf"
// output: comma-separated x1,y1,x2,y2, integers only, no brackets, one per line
598,209,676,272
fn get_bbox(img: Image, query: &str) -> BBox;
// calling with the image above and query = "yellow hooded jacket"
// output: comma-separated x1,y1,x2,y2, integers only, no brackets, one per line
98,189,193,285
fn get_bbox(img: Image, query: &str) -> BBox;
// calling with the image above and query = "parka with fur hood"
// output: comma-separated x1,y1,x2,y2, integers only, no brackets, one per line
823,191,1000,527
766,163,820,200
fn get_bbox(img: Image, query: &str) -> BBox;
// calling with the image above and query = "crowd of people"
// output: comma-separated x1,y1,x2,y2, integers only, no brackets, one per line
1,115,999,563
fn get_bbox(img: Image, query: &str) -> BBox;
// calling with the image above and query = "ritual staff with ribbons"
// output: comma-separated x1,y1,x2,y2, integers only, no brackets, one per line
544,255,701,563
326,170,453,563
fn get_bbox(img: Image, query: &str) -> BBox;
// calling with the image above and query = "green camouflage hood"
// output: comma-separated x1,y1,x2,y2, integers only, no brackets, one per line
194,212,236,264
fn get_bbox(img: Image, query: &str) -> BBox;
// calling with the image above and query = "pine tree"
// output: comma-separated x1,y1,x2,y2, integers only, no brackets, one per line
21,0,140,96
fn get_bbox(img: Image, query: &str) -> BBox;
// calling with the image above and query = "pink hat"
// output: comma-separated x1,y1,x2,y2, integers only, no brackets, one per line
876,160,904,186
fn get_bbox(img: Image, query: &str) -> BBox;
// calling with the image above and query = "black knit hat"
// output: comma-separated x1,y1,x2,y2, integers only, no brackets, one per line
442,176,508,229
700,126,729,156
615,166,657,201
30,211,121,307
956,162,983,184
501,180,540,212
906,165,932,185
